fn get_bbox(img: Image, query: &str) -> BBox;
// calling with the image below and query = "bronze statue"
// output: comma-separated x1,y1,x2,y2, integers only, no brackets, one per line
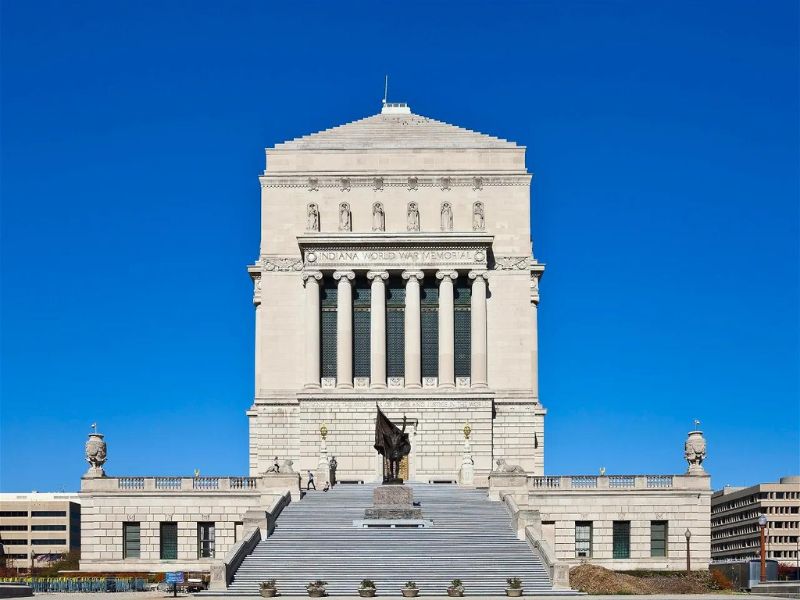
373,406,411,484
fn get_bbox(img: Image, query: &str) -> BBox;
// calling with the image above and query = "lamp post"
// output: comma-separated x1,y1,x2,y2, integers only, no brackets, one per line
758,514,768,583
684,529,692,573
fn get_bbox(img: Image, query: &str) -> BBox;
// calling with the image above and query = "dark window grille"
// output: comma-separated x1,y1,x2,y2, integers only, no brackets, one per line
421,278,439,378
123,522,140,559
160,522,178,560
31,524,66,531
31,511,65,517
576,521,593,557
651,521,668,557
320,279,337,378
353,280,371,378
31,539,66,545
454,278,471,377
612,521,631,559
386,278,405,377
0,511,27,517
0,525,27,531
197,522,215,559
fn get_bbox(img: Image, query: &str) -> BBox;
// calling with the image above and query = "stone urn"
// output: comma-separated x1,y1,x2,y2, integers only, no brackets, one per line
401,587,419,598
447,588,464,597
684,429,707,475
505,589,523,598
84,432,107,478
260,588,277,598
358,589,376,598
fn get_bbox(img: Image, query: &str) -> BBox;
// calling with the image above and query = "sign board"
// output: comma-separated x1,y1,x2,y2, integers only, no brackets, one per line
165,572,184,585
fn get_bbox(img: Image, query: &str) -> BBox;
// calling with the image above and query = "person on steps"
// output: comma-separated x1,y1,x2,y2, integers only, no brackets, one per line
306,470,316,490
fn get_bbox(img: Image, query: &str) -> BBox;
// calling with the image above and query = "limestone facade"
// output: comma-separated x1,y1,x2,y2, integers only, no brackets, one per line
492,473,712,571
249,104,545,485
78,476,294,572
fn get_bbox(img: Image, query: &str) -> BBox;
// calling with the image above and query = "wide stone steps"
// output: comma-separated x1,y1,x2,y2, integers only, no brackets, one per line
205,484,577,596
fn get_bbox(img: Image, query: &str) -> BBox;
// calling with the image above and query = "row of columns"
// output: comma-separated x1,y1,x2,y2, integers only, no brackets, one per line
302,269,489,389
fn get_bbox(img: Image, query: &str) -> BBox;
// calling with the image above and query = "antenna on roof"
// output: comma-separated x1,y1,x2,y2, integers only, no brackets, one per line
383,75,388,106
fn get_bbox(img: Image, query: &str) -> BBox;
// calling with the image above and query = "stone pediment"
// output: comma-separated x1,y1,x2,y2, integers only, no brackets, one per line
297,232,492,271
270,112,520,151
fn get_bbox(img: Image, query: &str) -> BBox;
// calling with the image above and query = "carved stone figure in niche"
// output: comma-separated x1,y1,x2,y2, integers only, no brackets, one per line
307,203,320,232
339,202,351,232
372,202,385,232
407,202,420,232
472,201,485,231
440,202,453,231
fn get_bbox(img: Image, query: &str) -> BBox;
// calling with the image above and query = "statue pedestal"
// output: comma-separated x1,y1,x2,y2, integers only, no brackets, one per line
355,485,432,527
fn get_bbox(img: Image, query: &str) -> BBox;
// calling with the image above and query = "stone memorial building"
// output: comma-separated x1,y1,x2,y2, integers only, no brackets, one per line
248,102,544,485
79,102,712,582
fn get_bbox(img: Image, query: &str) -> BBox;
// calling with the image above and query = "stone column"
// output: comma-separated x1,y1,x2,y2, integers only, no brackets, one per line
531,272,541,399
301,271,322,388
437,270,458,388
367,271,389,388
252,274,263,393
469,270,489,388
402,270,424,388
333,271,355,388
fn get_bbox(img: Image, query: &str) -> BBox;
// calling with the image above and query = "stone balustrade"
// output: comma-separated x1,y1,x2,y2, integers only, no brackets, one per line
526,474,706,490
490,472,709,500
81,474,297,495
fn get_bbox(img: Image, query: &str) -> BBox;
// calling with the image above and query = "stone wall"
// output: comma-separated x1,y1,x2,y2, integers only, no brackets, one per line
78,477,290,573
493,474,712,571
248,397,545,485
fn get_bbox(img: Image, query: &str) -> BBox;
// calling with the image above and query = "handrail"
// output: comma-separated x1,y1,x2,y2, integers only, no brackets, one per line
209,490,292,590
525,526,570,590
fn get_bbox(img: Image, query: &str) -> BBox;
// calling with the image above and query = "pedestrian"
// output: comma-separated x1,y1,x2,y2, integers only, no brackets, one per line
307,470,316,490
323,481,330,492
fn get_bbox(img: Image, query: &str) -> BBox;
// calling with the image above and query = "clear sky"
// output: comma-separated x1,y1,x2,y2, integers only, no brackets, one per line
1,1,798,492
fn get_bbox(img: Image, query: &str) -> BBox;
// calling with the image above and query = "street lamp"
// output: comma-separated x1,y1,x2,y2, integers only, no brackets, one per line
684,529,692,573
758,514,768,583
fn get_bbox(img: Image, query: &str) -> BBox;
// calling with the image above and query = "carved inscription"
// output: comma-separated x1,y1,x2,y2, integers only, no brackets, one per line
306,248,487,268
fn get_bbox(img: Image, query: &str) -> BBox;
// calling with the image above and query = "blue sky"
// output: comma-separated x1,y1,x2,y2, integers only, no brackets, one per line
1,1,797,492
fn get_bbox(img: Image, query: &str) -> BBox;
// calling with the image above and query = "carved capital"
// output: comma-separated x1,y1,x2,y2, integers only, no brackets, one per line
332,270,355,281
436,270,459,281
301,271,323,285
366,270,389,281
401,270,424,281
468,270,489,281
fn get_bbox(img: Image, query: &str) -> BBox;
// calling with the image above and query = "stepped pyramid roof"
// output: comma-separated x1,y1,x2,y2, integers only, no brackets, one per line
271,104,520,151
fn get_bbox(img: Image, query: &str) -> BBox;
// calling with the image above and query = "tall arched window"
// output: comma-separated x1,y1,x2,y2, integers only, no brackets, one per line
421,277,439,378
320,278,337,378
386,276,405,378
353,278,371,378
454,277,471,377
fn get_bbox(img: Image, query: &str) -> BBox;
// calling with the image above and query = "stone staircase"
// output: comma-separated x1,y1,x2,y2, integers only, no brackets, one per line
209,483,577,596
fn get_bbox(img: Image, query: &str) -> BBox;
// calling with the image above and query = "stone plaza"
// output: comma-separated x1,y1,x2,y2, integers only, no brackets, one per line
77,102,712,592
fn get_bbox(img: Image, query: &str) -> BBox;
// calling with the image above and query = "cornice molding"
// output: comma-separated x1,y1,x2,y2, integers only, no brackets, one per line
259,174,531,190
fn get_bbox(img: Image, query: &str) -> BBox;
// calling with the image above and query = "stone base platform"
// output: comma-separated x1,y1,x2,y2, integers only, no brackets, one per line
360,484,428,523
